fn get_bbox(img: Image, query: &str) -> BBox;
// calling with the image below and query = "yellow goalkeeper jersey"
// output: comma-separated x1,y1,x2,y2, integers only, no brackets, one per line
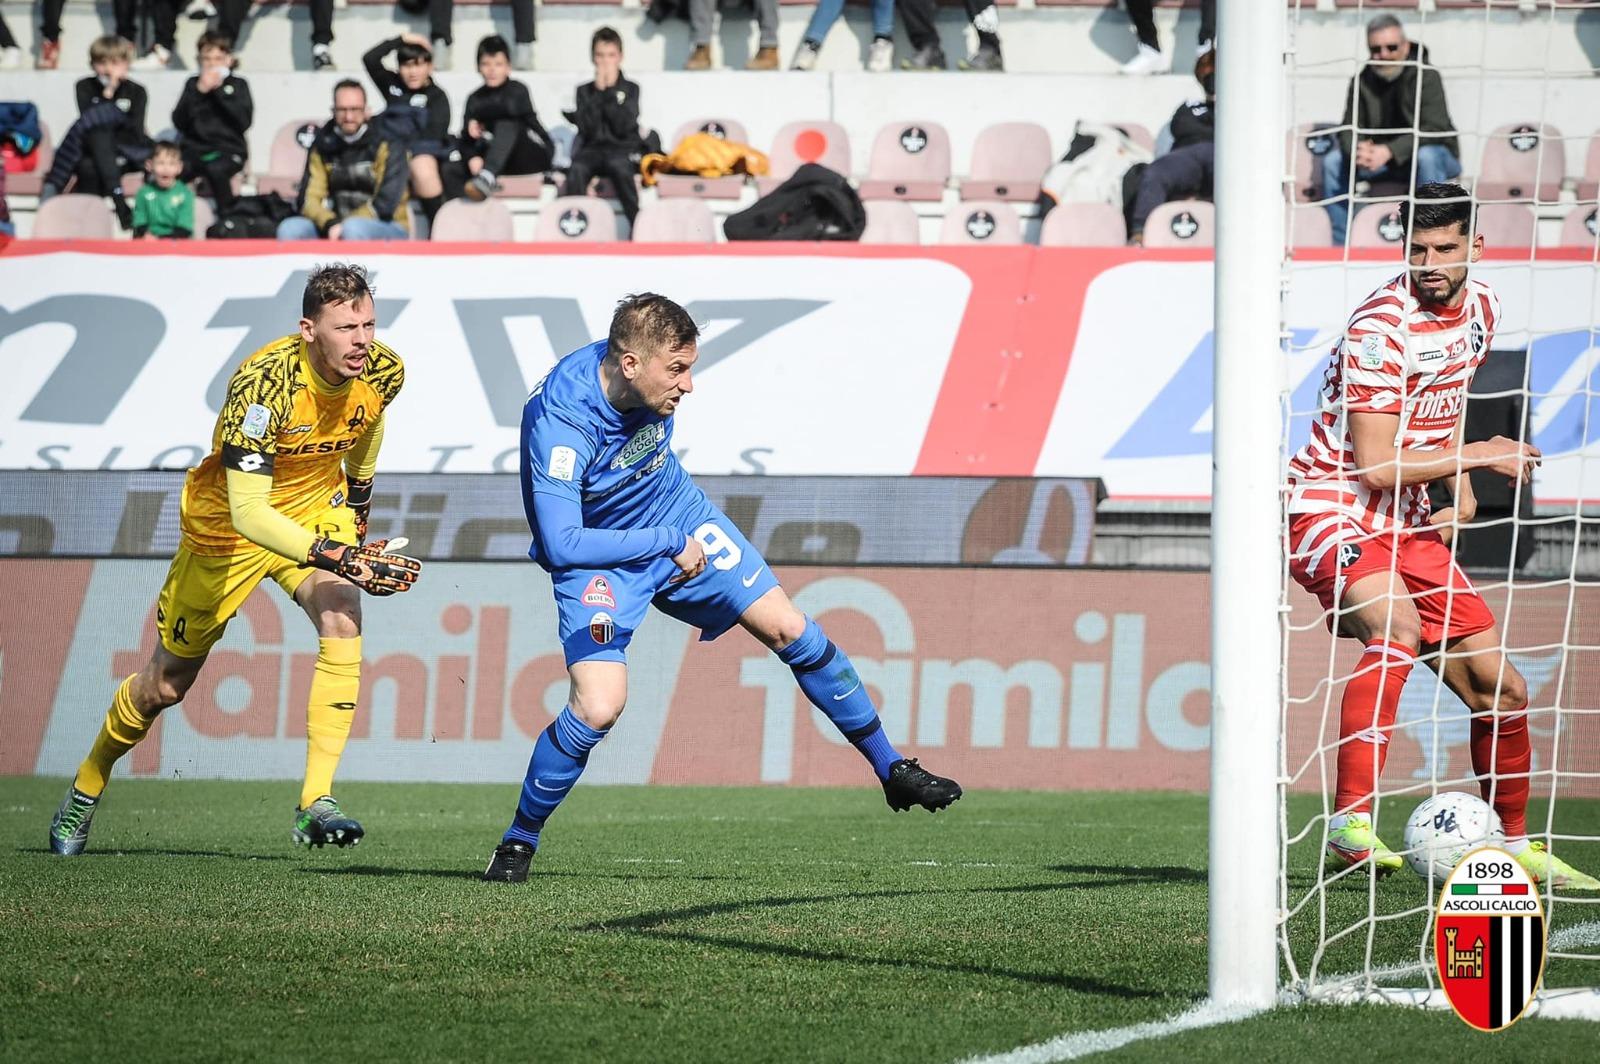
181,334,405,556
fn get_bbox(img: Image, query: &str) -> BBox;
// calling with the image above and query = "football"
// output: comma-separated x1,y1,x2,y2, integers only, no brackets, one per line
1402,791,1505,881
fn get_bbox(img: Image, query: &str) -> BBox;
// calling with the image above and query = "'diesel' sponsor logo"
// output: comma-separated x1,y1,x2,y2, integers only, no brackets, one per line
1435,846,1545,1031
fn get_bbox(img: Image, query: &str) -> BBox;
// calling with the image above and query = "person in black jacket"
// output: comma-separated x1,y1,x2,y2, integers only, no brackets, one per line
453,34,552,202
41,36,151,229
172,31,252,213
1127,49,1215,244
363,32,451,226
276,80,411,240
562,27,645,223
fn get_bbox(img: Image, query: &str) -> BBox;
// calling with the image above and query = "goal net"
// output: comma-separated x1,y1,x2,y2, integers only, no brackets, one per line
1272,0,1600,1017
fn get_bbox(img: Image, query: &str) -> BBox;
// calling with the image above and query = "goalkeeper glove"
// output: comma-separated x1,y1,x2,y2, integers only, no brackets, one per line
346,476,374,544
305,536,422,596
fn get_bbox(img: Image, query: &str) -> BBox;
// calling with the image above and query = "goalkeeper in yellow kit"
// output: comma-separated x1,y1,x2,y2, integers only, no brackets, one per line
49,263,422,856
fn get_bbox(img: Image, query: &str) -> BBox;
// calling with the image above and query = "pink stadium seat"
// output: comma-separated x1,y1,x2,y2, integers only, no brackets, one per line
534,195,620,242
431,198,515,241
1288,204,1332,248
759,120,851,194
32,193,116,239
938,201,1022,245
1577,131,1600,201
255,118,320,199
1039,202,1126,247
494,173,545,198
858,121,951,201
657,118,752,199
1141,200,1215,248
1114,122,1156,156
860,200,921,245
1474,203,1536,250
630,199,717,243
7,121,53,197
1475,123,1565,203
961,122,1051,202
1348,202,1408,252
1291,123,1339,203
1558,206,1598,249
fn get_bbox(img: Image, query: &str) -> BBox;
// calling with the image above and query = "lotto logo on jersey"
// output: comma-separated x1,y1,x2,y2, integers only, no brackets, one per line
582,576,617,609
1435,847,1546,1031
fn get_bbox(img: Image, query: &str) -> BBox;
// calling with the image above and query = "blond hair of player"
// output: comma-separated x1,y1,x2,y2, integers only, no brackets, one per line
49,264,422,856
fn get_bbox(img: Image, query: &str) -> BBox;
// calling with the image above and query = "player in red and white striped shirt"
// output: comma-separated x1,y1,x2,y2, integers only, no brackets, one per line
1286,183,1595,889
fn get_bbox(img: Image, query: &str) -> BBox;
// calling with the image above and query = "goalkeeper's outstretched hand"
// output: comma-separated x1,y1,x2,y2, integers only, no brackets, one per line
306,536,422,596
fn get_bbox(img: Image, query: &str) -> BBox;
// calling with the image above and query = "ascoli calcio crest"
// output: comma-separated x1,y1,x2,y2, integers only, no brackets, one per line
1435,845,1546,1031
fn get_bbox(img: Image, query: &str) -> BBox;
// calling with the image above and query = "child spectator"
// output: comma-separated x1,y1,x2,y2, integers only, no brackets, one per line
172,31,252,214
364,31,451,226
40,35,151,229
132,141,196,239
33,0,138,69
791,0,894,72
454,35,552,202
562,27,647,224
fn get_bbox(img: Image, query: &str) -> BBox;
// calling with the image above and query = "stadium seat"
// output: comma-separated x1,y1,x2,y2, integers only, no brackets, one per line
858,121,951,201
1288,204,1333,248
657,117,752,199
1474,203,1536,249
7,121,53,197
860,200,921,245
1114,122,1156,156
1577,130,1600,201
630,199,717,243
1292,123,1339,203
1039,202,1127,246
495,173,545,198
533,195,620,242
431,198,515,241
759,120,851,195
31,193,116,239
1475,122,1565,203
1348,202,1407,252
960,122,1051,202
1556,206,1598,249
1141,200,1215,248
191,197,216,239
254,118,320,199
938,201,1022,244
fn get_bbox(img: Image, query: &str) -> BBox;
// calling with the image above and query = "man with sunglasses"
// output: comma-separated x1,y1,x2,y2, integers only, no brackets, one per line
1320,14,1461,245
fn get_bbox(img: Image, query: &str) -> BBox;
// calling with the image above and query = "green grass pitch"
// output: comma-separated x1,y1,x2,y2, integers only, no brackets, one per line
3,779,1597,1062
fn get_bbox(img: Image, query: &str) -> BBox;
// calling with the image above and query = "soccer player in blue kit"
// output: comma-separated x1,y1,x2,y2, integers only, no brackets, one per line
483,293,963,882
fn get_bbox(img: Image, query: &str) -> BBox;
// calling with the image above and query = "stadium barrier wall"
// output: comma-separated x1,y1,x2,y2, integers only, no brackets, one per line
3,559,1596,794
4,244,1598,501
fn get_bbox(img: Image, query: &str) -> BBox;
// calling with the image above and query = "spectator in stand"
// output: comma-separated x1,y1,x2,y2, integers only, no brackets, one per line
365,32,451,228
1321,14,1461,245
898,0,1002,71
791,0,894,72
132,140,196,238
33,0,138,69
215,0,338,70
40,36,151,230
172,31,252,215
1126,49,1215,245
277,79,411,240
685,0,779,70
562,26,646,224
396,0,536,70
453,35,552,201
1,12,22,68
129,0,182,69
1119,0,1214,75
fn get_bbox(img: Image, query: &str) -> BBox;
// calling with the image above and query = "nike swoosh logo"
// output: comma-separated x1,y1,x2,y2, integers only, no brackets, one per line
742,567,765,588
532,780,564,793
833,684,860,701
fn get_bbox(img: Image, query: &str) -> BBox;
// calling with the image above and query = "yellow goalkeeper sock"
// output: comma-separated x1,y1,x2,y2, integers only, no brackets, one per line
301,637,362,810
74,676,154,798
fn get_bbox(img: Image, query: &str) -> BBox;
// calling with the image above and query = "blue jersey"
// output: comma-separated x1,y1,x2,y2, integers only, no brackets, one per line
520,340,703,572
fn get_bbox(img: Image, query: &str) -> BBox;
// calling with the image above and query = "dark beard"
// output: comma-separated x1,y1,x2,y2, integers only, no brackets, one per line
1412,271,1466,307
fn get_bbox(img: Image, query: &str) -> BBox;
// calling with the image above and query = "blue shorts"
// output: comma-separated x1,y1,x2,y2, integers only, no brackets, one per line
550,499,780,666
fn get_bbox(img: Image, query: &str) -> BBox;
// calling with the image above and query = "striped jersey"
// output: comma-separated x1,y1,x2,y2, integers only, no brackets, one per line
1286,274,1499,533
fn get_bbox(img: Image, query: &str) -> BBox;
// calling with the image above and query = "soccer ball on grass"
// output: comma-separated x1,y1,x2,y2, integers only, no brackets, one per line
1401,791,1504,881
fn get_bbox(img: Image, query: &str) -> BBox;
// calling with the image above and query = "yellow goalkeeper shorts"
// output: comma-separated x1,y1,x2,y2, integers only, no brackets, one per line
154,506,357,658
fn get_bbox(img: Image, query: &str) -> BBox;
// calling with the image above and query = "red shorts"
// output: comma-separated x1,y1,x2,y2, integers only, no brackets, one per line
1287,513,1496,646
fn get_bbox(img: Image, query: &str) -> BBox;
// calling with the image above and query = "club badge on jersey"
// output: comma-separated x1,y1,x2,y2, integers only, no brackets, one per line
1434,846,1545,1031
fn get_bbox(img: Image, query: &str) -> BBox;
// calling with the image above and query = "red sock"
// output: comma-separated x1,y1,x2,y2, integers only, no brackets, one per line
1335,640,1417,814
1470,704,1530,839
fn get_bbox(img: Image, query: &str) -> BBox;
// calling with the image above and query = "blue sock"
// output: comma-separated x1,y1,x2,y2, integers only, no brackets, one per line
503,707,608,847
778,617,903,780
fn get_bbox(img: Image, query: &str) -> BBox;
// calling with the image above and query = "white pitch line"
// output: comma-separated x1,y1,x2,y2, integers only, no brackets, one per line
953,1002,1263,1064
1551,921,1600,950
